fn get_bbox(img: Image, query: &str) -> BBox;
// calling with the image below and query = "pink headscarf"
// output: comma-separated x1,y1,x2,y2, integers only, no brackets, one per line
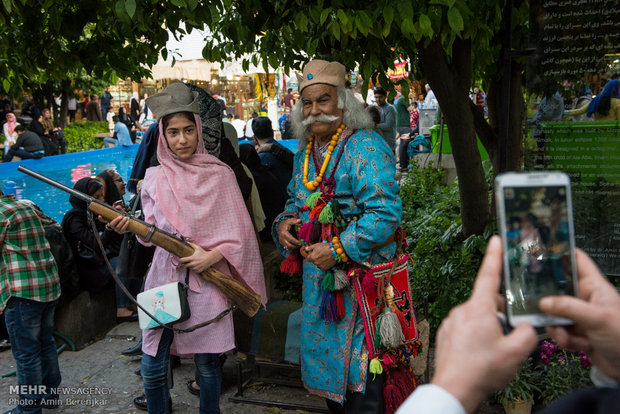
152,113,266,301
6,113,16,135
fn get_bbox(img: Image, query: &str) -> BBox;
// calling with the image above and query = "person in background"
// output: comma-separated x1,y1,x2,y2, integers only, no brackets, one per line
474,87,485,114
282,88,295,108
100,89,113,121
3,112,19,155
87,95,102,122
2,125,45,162
374,86,397,152
398,101,420,173
527,87,564,166
67,95,78,123
30,112,58,156
131,91,141,120
106,106,115,133
230,114,246,140
119,106,138,143
395,93,411,138
104,116,133,148
252,116,293,188
1,189,62,413
278,107,292,139
244,111,258,139
61,177,135,322
423,84,437,107
567,79,620,121
41,108,66,154
239,143,289,242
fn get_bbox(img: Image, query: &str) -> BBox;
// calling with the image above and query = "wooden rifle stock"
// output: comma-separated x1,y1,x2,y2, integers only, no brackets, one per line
88,202,262,317
16,165,262,317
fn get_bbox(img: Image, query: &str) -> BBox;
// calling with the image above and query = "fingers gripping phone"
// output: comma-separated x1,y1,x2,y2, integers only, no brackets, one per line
495,172,578,328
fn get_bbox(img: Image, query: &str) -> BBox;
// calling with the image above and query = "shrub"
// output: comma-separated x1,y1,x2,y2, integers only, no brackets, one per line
64,122,109,153
400,161,492,336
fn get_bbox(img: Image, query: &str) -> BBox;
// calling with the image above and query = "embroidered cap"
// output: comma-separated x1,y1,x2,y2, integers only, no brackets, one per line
297,59,346,92
146,82,201,120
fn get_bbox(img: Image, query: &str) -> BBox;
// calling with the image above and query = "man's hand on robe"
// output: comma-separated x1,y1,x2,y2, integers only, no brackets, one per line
305,243,337,271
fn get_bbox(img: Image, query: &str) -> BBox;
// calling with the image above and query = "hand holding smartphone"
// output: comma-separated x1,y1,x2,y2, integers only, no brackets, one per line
495,172,578,328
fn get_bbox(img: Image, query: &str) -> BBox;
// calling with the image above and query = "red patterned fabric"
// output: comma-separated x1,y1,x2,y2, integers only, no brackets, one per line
352,253,418,359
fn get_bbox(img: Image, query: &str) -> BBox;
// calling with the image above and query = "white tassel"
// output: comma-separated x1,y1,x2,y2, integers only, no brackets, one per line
377,306,405,349
334,269,348,290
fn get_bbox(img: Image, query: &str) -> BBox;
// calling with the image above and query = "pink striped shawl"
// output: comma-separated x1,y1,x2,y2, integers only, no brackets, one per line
151,114,266,301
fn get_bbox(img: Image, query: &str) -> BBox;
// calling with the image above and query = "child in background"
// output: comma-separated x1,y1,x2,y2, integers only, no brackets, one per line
106,107,115,133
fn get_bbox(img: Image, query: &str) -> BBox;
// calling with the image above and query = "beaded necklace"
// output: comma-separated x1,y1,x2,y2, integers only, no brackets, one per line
302,124,345,191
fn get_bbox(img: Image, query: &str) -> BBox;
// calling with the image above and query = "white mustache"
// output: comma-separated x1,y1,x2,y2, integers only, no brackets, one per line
302,114,339,127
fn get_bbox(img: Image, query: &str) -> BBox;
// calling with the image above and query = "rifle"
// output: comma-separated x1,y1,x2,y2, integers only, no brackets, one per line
18,166,262,317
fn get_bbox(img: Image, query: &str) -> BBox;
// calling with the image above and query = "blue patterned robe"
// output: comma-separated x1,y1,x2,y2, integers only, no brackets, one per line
272,128,402,403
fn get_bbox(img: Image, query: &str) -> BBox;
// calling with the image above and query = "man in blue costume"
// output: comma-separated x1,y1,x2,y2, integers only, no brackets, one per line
273,59,403,413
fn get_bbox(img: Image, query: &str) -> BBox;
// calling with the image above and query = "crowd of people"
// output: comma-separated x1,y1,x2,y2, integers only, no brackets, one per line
1,60,619,414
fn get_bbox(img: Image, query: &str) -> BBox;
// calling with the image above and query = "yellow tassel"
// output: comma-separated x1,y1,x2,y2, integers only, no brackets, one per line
369,357,383,380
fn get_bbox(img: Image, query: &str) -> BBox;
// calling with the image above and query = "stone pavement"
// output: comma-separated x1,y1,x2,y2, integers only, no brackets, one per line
0,321,327,413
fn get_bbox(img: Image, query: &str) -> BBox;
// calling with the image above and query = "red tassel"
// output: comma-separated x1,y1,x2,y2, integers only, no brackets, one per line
336,290,345,319
309,204,325,221
309,221,322,243
361,271,378,295
297,222,313,242
383,367,416,414
280,252,301,275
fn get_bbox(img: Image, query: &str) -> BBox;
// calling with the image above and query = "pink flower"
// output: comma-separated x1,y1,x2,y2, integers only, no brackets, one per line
579,352,591,368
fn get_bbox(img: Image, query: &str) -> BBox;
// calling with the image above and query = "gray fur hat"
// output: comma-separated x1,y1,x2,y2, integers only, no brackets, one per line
146,83,200,120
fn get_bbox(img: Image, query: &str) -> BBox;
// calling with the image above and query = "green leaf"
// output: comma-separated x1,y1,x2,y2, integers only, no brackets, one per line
337,9,347,25
187,0,198,10
170,0,185,7
320,8,330,25
330,21,340,40
401,18,414,36
2,78,9,93
383,5,393,28
2,0,11,13
447,7,464,32
418,14,433,37
114,0,128,21
125,0,136,18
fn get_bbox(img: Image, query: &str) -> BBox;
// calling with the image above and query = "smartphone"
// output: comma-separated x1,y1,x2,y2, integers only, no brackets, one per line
495,172,578,327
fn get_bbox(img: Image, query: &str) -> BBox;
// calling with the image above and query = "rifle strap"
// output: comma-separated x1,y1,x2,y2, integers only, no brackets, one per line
88,211,235,333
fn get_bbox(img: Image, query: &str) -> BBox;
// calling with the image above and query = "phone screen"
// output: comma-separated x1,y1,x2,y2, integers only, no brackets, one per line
503,185,575,316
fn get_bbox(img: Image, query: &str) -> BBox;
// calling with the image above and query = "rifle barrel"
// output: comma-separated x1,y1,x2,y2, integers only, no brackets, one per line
17,166,91,203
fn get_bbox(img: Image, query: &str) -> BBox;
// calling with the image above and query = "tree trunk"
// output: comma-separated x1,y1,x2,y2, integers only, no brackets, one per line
487,59,525,175
417,38,490,237
58,80,70,128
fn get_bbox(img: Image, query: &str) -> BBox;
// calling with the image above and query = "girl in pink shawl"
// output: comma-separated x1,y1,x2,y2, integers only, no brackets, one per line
3,112,19,154
109,83,266,413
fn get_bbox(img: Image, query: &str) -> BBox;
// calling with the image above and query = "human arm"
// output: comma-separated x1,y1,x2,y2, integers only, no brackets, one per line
539,249,620,382
338,132,401,264
398,236,538,413
178,242,224,273
257,142,294,169
11,133,26,150
566,102,588,118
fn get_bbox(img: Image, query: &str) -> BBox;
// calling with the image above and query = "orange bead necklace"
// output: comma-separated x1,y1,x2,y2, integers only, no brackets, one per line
302,124,346,191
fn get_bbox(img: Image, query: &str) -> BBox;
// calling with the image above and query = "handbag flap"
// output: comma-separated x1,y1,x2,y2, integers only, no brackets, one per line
137,282,185,330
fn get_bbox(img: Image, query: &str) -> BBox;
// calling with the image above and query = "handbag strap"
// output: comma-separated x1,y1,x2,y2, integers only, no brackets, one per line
87,211,235,333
